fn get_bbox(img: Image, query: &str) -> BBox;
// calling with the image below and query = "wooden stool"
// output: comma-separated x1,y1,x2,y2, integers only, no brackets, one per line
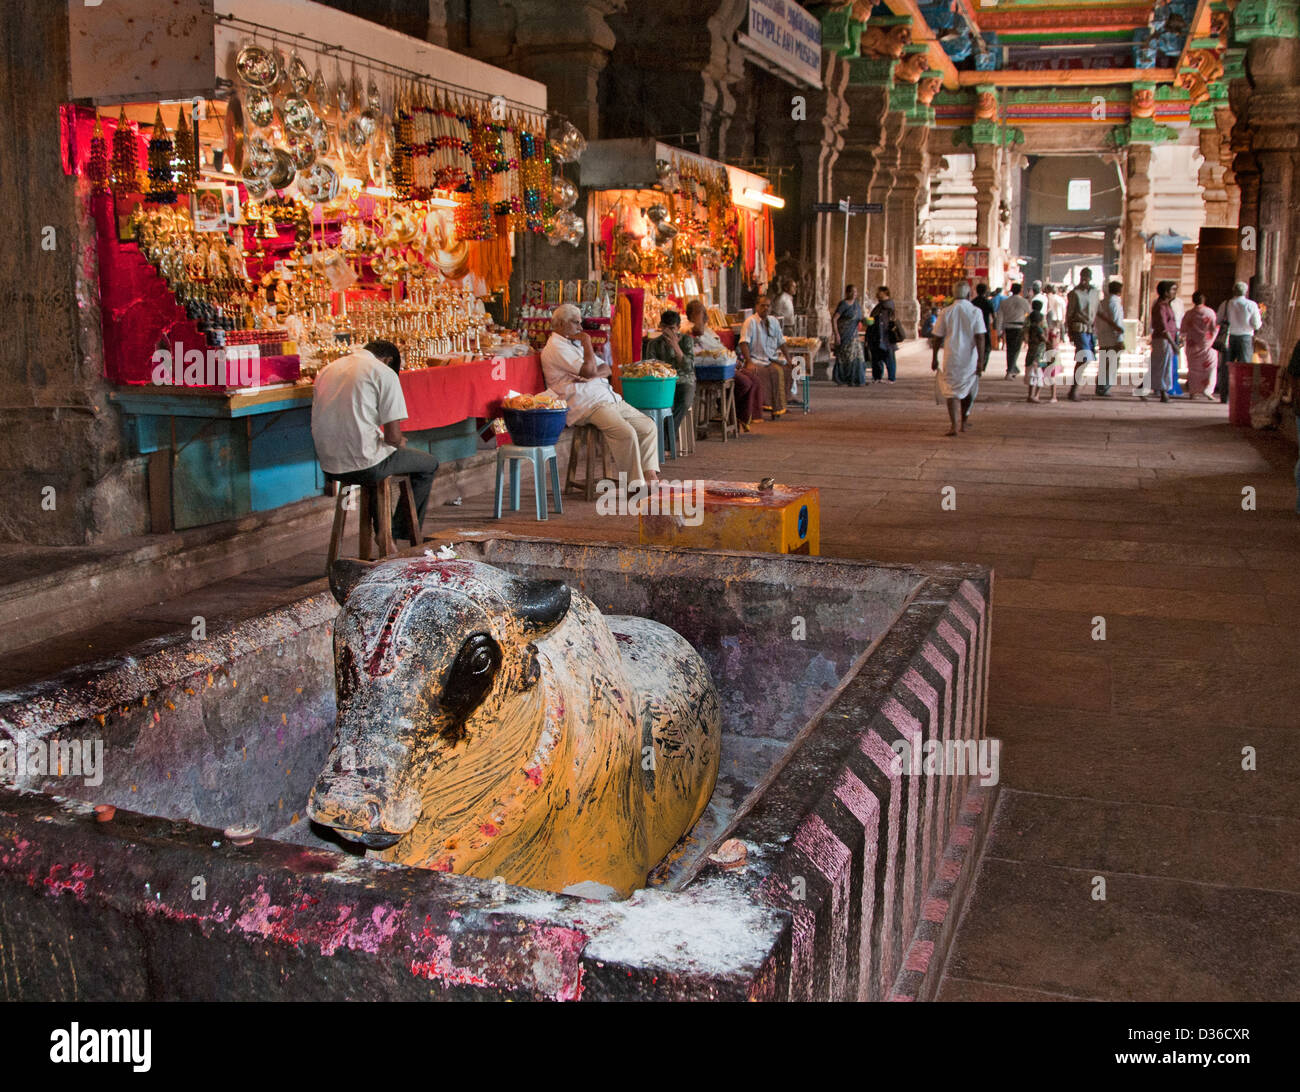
677,405,696,456
494,444,563,520
327,474,421,571
564,424,612,500
694,378,737,442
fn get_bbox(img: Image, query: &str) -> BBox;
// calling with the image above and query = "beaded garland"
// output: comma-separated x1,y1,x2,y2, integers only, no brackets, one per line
110,107,141,197
87,118,111,195
146,108,177,205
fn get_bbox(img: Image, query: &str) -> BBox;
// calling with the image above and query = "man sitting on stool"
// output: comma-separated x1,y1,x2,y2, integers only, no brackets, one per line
738,293,795,419
541,303,660,493
311,339,438,544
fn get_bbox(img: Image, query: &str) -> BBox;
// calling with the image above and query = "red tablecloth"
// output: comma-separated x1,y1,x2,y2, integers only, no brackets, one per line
399,354,545,431
718,329,737,350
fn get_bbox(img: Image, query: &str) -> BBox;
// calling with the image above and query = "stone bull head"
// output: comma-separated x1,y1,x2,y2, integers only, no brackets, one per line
308,557,720,899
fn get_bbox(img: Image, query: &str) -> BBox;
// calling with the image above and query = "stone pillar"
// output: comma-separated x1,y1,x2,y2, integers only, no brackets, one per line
1239,31,1300,358
1198,128,1233,228
866,112,905,291
887,135,928,334
499,0,626,139
1215,106,1242,227
1120,143,1153,321
795,54,851,337
971,142,1002,284
835,84,889,299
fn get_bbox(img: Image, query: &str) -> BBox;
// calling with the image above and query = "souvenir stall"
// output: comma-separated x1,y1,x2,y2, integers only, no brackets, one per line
579,140,777,359
65,0,580,531
915,243,968,306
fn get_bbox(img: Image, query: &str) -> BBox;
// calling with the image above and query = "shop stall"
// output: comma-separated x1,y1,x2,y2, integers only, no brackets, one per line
65,0,581,530
579,139,777,358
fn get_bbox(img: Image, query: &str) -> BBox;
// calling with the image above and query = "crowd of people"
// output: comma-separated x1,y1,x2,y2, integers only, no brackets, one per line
919,268,1268,432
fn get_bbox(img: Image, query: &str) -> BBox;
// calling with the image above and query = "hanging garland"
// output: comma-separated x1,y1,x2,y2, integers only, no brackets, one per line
110,107,141,197
146,108,176,205
87,117,111,195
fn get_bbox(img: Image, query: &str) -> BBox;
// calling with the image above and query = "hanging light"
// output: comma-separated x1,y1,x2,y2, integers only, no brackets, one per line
740,187,784,209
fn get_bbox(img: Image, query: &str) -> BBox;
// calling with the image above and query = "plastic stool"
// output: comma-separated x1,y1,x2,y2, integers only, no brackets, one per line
788,353,812,413
642,406,676,463
494,444,562,520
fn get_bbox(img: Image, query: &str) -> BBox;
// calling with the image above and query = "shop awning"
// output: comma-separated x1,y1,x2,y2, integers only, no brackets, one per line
578,139,772,206
69,0,546,110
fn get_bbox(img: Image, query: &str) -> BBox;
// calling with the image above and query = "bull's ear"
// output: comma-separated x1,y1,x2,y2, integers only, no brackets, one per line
330,559,378,605
508,578,571,635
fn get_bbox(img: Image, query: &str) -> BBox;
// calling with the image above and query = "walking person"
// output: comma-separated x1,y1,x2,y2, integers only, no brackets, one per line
931,281,987,436
1144,280,1180,403
1180,291,1220,400
973,283,996,375
999,282,1032,378
1046,284,1066,343
1222,281,1262,364
829,284,867,387
1094,279,1125,395
1024,308,1057,403
1067,267,1102,400
867,285,899,383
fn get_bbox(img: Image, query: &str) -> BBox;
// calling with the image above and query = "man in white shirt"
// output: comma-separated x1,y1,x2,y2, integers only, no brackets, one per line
1222,281,1262,364
311,341,439,544
1093,279,1125,393
931,281,987,436
540,304,659,490
771,279,797,329
998,283,1032,378
738,294,796,418
1066,267,1102,400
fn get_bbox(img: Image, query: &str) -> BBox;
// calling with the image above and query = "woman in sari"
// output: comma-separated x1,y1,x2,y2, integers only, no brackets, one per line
1180,291,1219,400
830,285,866,386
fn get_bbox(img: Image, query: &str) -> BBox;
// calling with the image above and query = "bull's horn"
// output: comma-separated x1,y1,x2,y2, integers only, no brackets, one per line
508,577,571,634
330,558,378,605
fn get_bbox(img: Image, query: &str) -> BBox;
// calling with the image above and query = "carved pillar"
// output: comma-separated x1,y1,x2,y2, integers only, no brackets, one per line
1215,106,1242,226
1240,31,1300,358
887,134,928,333
500,0,626,138
971,142,1002,284
1121,143,1153,320
795,53,851,337
1198,128,1233,228
866,112,905,291
835,84,889,298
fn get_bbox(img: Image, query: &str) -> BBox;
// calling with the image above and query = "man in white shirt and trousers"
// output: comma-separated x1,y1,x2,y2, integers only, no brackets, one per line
541,304,659,494
311,340,440,544
931,281,987,436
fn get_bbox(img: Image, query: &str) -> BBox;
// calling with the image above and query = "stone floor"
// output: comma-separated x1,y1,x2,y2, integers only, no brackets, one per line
3,341,1298,1001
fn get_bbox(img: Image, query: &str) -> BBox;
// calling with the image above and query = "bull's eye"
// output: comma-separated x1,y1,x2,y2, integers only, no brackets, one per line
441,632,502,726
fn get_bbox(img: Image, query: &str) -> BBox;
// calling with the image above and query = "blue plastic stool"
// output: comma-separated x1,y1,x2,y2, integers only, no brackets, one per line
494,444,563,520
642,406,677,463
788,353,813,413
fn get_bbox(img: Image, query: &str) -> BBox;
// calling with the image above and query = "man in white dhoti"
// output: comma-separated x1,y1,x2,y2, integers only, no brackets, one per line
930,281,987,436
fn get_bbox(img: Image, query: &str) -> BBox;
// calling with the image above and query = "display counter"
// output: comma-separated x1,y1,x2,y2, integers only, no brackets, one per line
114,354,545,531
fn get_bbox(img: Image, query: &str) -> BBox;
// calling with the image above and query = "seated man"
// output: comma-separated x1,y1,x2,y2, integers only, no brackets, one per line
541,304,659,490
738,294,794,418
311,339,439,544
641,309,696,437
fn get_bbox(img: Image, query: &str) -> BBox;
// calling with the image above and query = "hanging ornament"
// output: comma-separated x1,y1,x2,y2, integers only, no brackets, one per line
146,109,177,205
87,117,111,195
550,174,577,211
547,118,586,164
173,107,198,195
110,107,141,197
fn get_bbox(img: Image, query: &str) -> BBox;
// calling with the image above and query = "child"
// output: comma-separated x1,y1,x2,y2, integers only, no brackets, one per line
1025,307,1058,403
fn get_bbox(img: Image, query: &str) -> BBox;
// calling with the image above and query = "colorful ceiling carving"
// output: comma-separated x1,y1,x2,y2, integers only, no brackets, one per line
810,0,1271,139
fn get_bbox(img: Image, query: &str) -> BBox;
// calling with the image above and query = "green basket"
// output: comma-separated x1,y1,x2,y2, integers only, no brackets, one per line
619,374,677,410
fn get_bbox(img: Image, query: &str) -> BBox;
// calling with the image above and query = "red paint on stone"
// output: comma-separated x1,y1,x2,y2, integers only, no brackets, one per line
922,897,948,923
904,940,933,972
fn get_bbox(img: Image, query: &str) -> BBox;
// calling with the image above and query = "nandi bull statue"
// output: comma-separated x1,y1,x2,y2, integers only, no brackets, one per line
307,556,720,900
